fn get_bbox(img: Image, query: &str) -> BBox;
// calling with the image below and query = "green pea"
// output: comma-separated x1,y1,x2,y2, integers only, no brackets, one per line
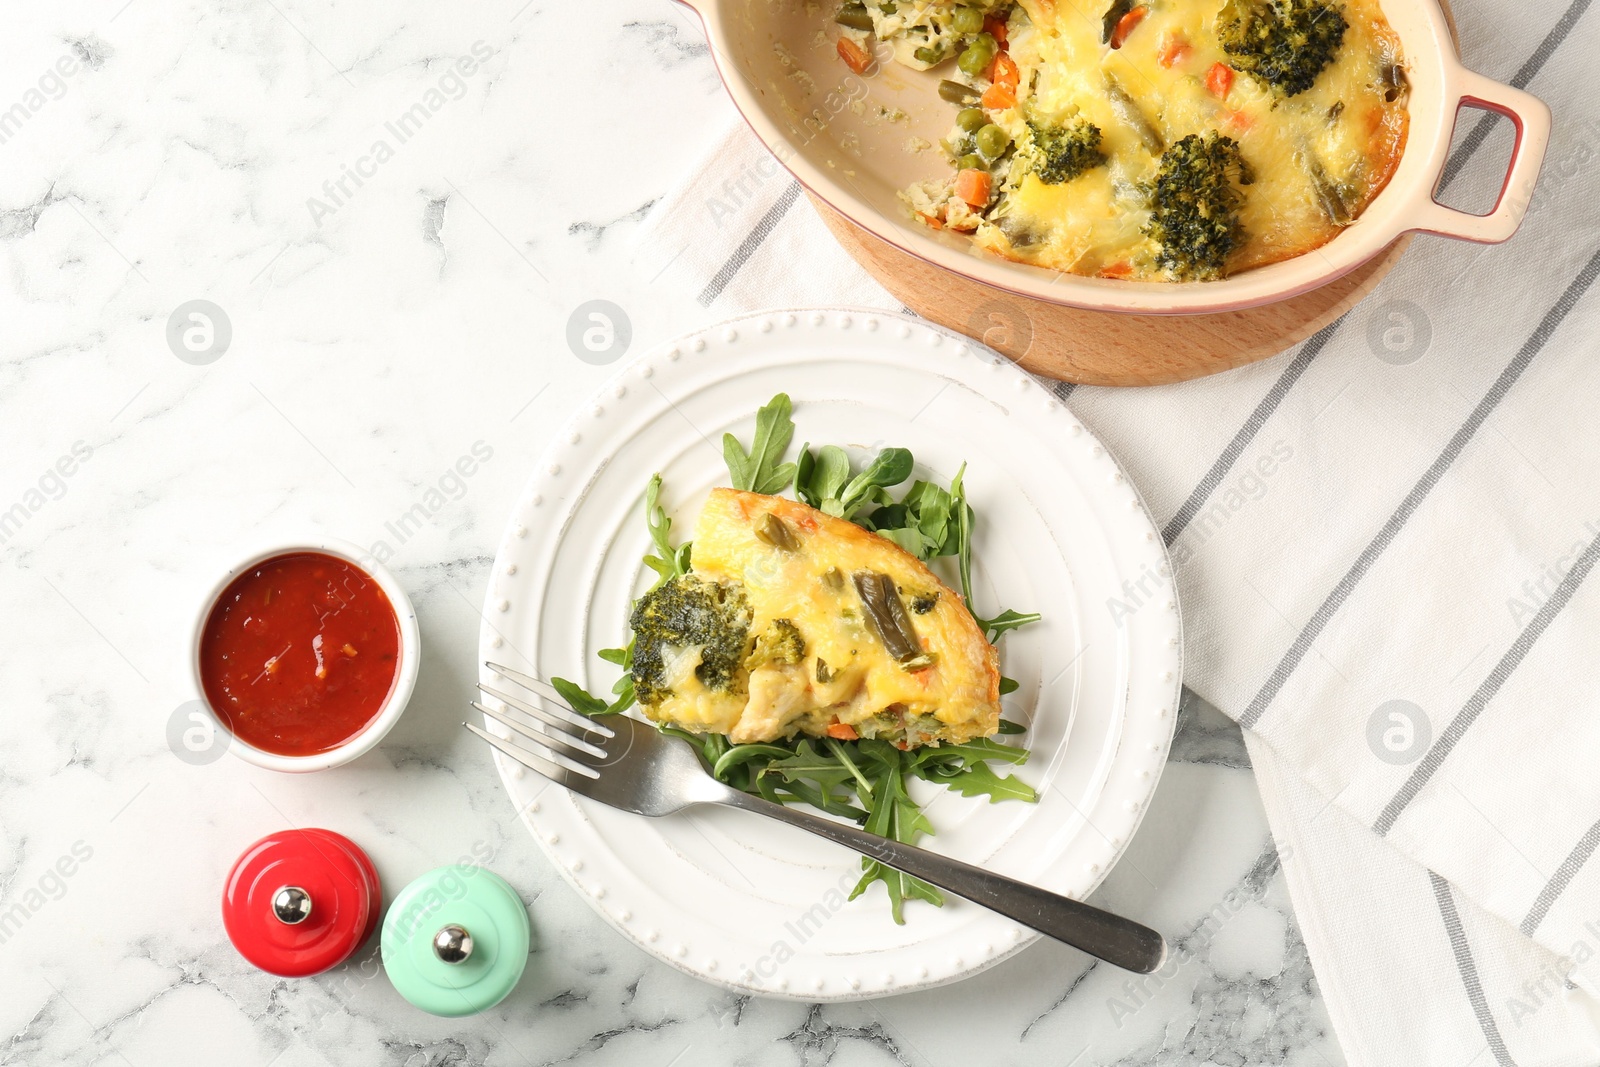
956,107,987,132
950,6,985,34
975,124,1011,159
958,33,997,76
958,153,986,171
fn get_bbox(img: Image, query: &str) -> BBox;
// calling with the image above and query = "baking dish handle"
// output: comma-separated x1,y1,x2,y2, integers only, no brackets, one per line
1412,66,1552,244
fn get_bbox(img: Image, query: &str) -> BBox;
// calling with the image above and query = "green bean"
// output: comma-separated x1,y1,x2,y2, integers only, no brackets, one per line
836,3,874,30
1302,151,1351,224
975,123,1011,159
938,79,979,103
852,572,934,670
1105,74,1163,154
838,3,876,29
913,44,946,65
956,107,987,132
950,5,985,34
755,512,798,551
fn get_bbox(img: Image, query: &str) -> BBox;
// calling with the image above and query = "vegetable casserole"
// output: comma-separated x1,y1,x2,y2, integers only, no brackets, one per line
833,0,1411,281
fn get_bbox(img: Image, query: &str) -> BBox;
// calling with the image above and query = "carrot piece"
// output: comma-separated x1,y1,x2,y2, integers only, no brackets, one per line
984,14,1009,47
1221,107,1253,131
1156,33,1191,68
826,721,860,740
980,82,1016,109
954,168,992,207
1205,62,1235,98
1099,260,1135,279
1110,5,1147,48
917,211,944,230
837,37,872,74
988,51,1020,90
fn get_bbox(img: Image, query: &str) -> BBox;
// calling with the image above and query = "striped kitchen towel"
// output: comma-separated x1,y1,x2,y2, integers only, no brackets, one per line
633,0,1600,1059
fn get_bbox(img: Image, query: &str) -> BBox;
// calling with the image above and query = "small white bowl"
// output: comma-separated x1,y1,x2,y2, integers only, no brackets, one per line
190,537,420,772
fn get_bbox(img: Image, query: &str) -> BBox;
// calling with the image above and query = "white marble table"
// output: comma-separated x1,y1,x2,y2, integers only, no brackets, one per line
0,2,1343,1062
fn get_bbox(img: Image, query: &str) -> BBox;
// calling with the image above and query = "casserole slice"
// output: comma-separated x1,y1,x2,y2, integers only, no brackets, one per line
630,489,1001,747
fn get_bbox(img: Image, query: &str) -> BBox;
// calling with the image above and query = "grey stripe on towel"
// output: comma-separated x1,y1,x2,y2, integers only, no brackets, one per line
1161,318,1343,547
698,181,801,307
1375,528,1600,835
1432,873,1518,1067
1522,816,1600,935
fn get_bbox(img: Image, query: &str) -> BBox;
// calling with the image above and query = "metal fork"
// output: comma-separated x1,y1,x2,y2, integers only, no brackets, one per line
468,661,1167,974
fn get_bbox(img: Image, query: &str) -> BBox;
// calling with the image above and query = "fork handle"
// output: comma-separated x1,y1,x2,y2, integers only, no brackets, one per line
714,789,1167,973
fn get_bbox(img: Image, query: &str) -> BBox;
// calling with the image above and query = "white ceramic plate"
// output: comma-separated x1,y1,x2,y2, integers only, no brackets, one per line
477,309,1181,1000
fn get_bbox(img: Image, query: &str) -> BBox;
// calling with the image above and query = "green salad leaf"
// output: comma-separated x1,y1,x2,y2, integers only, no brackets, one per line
724,393,799,494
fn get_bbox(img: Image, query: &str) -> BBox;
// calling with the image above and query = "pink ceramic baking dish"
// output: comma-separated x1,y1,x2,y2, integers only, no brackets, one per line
676,0,1552,315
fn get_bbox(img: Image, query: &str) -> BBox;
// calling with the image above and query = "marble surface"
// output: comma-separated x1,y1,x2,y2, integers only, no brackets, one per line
0,2,1342,1063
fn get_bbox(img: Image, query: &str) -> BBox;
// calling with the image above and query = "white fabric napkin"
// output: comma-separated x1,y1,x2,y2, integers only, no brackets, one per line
633,1,1600,1056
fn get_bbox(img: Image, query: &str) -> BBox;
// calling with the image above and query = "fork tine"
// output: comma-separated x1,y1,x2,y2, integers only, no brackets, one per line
473,713,604,780
481,663,616,737
465,721,593,783
471,699,608,762
475,680,615,748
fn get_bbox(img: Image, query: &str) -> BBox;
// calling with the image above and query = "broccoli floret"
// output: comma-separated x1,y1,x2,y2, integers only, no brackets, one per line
1218,0,1348,97
1143,132,1255,281
1025,119,1107,185
745,618,807,670
629,575,752,705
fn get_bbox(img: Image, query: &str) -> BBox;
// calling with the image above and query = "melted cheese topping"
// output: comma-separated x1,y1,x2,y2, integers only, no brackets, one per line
638,489,1001,746
886,0,1408,280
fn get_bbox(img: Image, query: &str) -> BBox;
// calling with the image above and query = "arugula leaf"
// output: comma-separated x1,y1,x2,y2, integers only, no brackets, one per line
998,676,1019,696
723,393,798,494
997,717,1026,733
950,463,974,606
642,474,692,587
925,761,1039,803
978,609,1042,642
549,675,625,717
848,752,943,922
764,740,859,794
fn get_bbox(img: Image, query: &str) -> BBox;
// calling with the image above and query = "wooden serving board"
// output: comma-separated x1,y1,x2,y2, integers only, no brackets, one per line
813,195,1410,387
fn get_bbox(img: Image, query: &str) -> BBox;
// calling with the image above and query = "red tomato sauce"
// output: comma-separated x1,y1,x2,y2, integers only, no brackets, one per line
200,553,401,756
